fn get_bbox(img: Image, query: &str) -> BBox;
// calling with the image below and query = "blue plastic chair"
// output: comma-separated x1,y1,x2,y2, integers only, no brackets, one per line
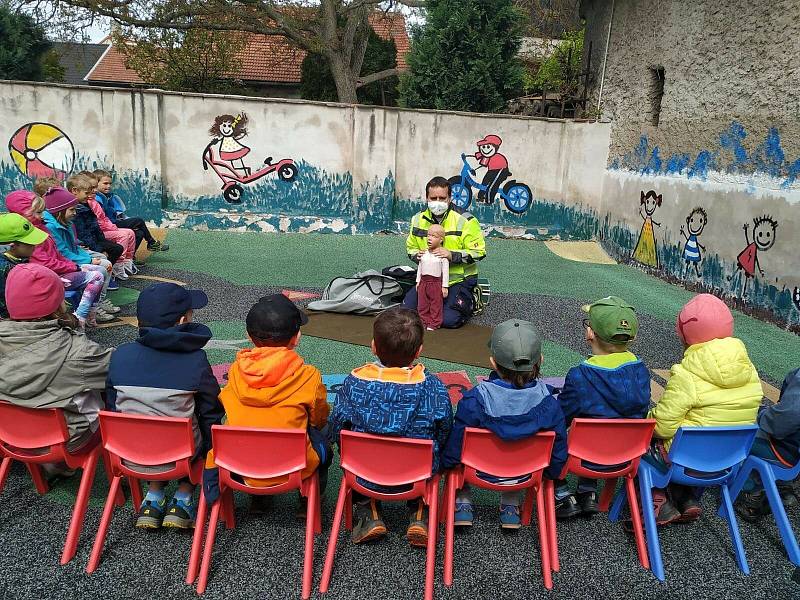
609,425,758,581
725,454,800,566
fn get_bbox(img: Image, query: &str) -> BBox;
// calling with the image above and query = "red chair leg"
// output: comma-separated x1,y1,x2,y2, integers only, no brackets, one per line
625,475,650,570
196,500,222,594
443,473,457,586
302,474,319,600
599,477,618,512
0,457,12,493
424,483,439,600
128,477,143,511
61,449,99,565
222,488,236,529
521,487,534,526
86,474,123,573
320,481,349,594
186,488,208,584
26,463,49,495
544,479,559,572
535,488,553,590
344,489,353,531
101,453,125,507
313,482,322,535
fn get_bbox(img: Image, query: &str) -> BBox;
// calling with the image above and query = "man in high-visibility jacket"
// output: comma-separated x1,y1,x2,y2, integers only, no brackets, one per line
403,176,487,328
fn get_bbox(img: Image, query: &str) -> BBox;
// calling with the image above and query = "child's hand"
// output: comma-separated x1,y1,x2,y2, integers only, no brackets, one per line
61,278,71,289
91,258,102,265
442,288,449,298
416,283,419,290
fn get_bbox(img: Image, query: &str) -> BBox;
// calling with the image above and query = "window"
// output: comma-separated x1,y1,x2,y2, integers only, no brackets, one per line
649,66,665,127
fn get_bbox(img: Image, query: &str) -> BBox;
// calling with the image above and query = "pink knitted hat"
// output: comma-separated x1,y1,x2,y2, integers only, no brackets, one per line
676,293,734,346
5,263,65,320
43,186,77,213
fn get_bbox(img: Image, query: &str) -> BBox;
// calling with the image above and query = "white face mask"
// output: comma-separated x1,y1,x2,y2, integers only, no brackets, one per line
427,201,449,216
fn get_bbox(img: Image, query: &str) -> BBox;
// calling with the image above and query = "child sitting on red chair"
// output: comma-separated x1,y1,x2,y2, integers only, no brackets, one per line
440,319,567,529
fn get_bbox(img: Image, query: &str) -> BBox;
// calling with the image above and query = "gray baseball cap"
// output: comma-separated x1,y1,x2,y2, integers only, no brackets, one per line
489,319,542,371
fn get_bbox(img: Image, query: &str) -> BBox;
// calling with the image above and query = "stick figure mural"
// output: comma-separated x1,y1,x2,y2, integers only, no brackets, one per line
733,215,778,296
679,207,708,277
632,190,662,268
794,287,800,312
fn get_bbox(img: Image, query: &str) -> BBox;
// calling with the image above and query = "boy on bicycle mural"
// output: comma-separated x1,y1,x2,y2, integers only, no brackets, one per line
473,134,509,204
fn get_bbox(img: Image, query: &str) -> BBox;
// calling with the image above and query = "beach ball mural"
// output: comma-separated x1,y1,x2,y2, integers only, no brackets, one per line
8,123,75,181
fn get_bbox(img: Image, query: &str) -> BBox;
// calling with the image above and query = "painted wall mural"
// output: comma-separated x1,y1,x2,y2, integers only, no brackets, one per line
8,123,74,181
680,207,707,278
448,134,532,214
632,190,661,268
732,215,778,296
203,112,298,204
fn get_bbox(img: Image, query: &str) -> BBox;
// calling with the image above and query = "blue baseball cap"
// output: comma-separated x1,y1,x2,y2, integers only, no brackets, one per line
137,282,208,328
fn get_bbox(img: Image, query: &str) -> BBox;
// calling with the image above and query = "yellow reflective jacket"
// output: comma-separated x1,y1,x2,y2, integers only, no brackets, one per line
648,337,761,448
406,207,486,285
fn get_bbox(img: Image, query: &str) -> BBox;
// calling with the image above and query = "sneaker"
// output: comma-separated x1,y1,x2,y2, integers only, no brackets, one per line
406,500,429,547
652,490,681,525
248,495,274,515
499,504,522,529
351,499,387,544
735,490,769,523
778,483,798,508
112,264,129,280
163,495,197,529
577,491,600,515
147,240,170,252
136,496,166,529
123,259,138,275
99,299,121,313
555,494,581,519
675,496,703,523
94,308,116,323
107,278,120,291
454,502,474,527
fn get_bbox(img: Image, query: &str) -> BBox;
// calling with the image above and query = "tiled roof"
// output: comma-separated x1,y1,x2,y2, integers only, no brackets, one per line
86,12,409,86
51,42,108,85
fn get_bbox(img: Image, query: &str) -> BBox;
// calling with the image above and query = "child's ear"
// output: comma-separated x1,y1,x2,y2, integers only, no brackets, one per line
413,345,423,361
370,339,378,357
489,356,497,371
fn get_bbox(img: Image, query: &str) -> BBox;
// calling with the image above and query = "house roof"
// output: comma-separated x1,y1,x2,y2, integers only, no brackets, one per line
86,12,409,87
50,42,108,86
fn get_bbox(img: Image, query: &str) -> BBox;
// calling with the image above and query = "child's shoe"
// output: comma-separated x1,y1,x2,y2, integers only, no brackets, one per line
735,490,769,523
406,499,429,547
671,487,703,523
123,259,137,275
778,482,798,508
351,499,387,544
555,494,581,519
454,502,474,527
652,489,681,525
577,491,599,515
99,299,121,313
94,308,116,323
163,494,197,529
136,496,167,529
147,240,170,252
107,278,120,291
112,263,129,280
499,504,521,529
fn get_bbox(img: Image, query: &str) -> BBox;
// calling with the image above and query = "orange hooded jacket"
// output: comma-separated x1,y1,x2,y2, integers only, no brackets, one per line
218,346,329,486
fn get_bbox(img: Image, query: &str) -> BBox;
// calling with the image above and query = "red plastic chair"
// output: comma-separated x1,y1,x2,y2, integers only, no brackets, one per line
190,426,322,598
86,411,205,574
0,402,118,564
319,431,440,600
441,428,556,589
552,418,656,572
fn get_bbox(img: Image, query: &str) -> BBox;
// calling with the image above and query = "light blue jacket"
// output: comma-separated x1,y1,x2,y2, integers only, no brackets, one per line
42,211,92,265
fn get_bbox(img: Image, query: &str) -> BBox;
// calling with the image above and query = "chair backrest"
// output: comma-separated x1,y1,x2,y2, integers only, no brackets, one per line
461,427,555,479
211,425,308,480
668,425,758,474
0,402,69,460
99,411,195,468
567,418,656,465
339,430,433,487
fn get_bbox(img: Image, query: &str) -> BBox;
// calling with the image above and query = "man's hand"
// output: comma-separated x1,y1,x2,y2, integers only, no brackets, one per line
442,288,449,298
432,247,452,260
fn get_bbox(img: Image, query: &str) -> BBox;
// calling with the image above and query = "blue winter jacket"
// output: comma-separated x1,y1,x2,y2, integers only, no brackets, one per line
95,191,126,224
73,203,107,251
559,351,651,425
441,373,568,480
106,323,225,458
328,362,453,472
43,211,93,265
757,368,800,464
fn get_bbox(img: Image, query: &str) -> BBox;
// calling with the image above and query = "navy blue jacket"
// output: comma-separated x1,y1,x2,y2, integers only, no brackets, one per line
559,351,651,425
758,368,800,464
73,203,107,251
95,191,126,224
106,323,224,457
441,373,568,480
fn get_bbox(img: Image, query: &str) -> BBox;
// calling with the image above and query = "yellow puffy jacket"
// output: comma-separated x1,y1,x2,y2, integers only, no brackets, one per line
648,337,761,448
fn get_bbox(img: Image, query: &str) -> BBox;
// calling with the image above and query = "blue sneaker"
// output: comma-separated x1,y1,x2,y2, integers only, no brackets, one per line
454,502,474,527
163,494,197,529
136,496,166,529
107,278,120,291
499,504,521,529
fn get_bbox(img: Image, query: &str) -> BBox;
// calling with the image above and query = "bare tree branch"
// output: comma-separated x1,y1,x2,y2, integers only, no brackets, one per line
356,67,398,87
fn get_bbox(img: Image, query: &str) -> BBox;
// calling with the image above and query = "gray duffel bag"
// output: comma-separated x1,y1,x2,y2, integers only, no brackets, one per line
307,270,403,315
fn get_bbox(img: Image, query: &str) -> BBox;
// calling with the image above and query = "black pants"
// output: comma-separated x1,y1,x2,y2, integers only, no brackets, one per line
116,217,155,248
479,168,509,204
96,239,123,264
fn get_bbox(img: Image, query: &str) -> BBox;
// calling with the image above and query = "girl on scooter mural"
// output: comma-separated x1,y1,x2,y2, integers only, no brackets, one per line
209,113,252,175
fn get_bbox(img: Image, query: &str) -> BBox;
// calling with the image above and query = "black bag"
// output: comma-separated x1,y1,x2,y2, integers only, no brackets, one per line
382,265,417,294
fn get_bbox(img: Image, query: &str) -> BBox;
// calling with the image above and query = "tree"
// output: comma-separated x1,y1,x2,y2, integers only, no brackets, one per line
18,0,422,103
301,28,398,105
0,4,51,81
527,28,583,94
111,27,248,94
399,0,525,113
514,0,580,38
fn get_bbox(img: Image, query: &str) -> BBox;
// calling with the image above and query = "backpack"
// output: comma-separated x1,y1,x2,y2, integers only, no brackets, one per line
307,270,402,315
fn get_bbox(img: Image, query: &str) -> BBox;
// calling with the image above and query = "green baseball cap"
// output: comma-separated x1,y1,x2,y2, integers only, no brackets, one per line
0,213,47,246
582,296,638,343
489,319,542,371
